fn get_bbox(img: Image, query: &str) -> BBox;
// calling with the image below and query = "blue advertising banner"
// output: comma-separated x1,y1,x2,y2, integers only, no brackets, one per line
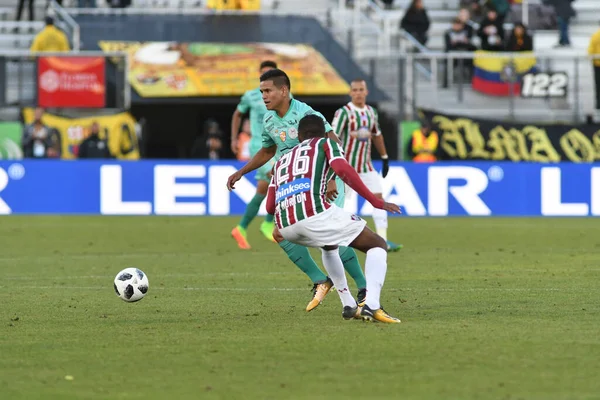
0,160,598,216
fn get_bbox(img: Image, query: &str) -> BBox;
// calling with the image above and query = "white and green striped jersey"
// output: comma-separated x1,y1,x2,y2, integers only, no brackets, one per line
331,102,382,173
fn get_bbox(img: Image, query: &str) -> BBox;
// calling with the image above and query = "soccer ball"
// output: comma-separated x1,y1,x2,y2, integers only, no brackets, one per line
113,267,149,302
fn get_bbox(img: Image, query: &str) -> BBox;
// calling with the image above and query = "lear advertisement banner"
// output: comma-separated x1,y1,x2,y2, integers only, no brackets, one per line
0,161,599,216
98,41,351,97
420,109,600,162
22,109,140,160
37,56,106,108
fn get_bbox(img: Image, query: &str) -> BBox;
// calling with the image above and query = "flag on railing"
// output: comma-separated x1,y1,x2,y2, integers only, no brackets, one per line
472,50,537,96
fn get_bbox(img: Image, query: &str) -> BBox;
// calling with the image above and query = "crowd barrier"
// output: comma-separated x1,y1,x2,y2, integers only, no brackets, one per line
0,160,598,216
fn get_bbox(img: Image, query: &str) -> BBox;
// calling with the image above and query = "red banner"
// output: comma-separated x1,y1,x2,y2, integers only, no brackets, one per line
37,56,106,108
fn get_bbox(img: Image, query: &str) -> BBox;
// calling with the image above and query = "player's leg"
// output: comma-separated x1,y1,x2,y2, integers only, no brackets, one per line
362,171,402,253
272,226,332,312
231,179,268,249
231,163,275,248
321,245,360,320
332,177,367,301
349,227,401,323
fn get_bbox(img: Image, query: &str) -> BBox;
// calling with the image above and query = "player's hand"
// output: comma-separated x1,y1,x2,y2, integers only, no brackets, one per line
227,171,243,191
382,202,401,214
231,139,238,155
326,180,338,201
382,158,389,178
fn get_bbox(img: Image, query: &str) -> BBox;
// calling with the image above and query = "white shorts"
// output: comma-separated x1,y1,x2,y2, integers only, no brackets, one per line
279,205,367,248
345,170,383,200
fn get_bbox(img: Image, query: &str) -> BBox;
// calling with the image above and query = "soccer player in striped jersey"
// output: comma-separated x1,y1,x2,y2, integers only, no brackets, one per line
227,68,367,312
265,114,402,323
230,60,278,249
332,79,403,252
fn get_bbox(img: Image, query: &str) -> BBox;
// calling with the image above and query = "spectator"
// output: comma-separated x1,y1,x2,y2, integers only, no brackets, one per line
106,0,131,7
22,107,61,159
589,24,600,114
30,16,70,53
400,0,430,46
544,0,575,47
381,0,394,9
78,122,112,159
190,119,224,159
461,0,484,22
457,7,475,39
478,8,505,51
16,0,34,23
409,122,439,162
236,119,251,161
506,22,533,51
444,18,477,86
488,0,510,23
78,0,97,7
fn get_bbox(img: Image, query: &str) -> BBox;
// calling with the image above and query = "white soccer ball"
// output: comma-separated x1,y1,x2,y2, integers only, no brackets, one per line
113,267,149,302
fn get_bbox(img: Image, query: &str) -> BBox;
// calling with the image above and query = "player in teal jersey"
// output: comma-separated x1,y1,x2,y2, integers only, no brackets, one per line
227,68,368,312
230,61,278,249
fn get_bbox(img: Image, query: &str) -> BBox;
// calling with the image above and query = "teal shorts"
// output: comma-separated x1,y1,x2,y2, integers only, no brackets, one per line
333,176,346,208
255,158,275,182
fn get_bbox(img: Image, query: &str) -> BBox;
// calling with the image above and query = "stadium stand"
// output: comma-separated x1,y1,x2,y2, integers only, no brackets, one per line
326,0,598,122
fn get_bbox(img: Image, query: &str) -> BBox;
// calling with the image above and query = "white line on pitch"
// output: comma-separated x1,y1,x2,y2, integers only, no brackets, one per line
0,286,593,292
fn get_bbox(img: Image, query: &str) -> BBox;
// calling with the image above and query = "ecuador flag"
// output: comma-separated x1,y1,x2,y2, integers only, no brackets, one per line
472,50,537,96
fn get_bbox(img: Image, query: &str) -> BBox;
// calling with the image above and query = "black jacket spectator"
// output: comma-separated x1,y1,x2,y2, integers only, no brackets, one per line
21,108,61,158
400,0,430,46
478,9,505,51
506,23,534,51
445,19,477,52
544,0,576,20
78,123,112,159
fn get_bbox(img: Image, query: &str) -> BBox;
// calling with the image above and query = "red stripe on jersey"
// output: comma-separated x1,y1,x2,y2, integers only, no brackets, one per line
357,138,365,173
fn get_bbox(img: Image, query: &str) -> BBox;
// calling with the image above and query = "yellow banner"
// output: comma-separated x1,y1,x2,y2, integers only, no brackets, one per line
22,109,140,160
98,41,351,97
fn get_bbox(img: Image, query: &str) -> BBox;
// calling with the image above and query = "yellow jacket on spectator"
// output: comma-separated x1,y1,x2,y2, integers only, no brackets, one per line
30,25,70,53
207,0,259,10
589,29,600,67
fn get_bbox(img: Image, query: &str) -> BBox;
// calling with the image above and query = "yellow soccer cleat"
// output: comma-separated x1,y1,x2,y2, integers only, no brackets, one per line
360,305,401,324
306,278,333,312
231,226,251,250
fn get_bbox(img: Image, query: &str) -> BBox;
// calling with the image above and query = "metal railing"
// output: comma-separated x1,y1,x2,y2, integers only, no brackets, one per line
356,51,600,123
0,51,129,110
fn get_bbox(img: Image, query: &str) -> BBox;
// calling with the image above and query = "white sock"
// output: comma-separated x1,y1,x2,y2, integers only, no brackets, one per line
372,208,388,242
321,249,357,308
365,247,388,310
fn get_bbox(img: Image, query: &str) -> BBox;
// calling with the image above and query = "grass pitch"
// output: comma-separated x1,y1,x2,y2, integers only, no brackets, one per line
1,216,600,400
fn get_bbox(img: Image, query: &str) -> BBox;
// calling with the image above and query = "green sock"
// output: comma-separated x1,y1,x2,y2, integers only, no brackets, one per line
265,213,274,223
239,193,265,229
279,240,327,284
339,246,366,289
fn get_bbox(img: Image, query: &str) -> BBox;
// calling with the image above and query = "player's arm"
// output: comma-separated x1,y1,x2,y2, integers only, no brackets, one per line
231,94,249,154
371,108,390,177
266,176,276,215
325,139,400,213
227,145,276,191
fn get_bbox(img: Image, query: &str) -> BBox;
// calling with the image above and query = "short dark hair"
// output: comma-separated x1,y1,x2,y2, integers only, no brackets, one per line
45,16,54,25
298,114,325,141
260,60,277,70
260,68,291,91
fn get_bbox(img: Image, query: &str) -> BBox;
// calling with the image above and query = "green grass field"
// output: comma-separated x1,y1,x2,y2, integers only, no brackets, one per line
1,216,600,400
